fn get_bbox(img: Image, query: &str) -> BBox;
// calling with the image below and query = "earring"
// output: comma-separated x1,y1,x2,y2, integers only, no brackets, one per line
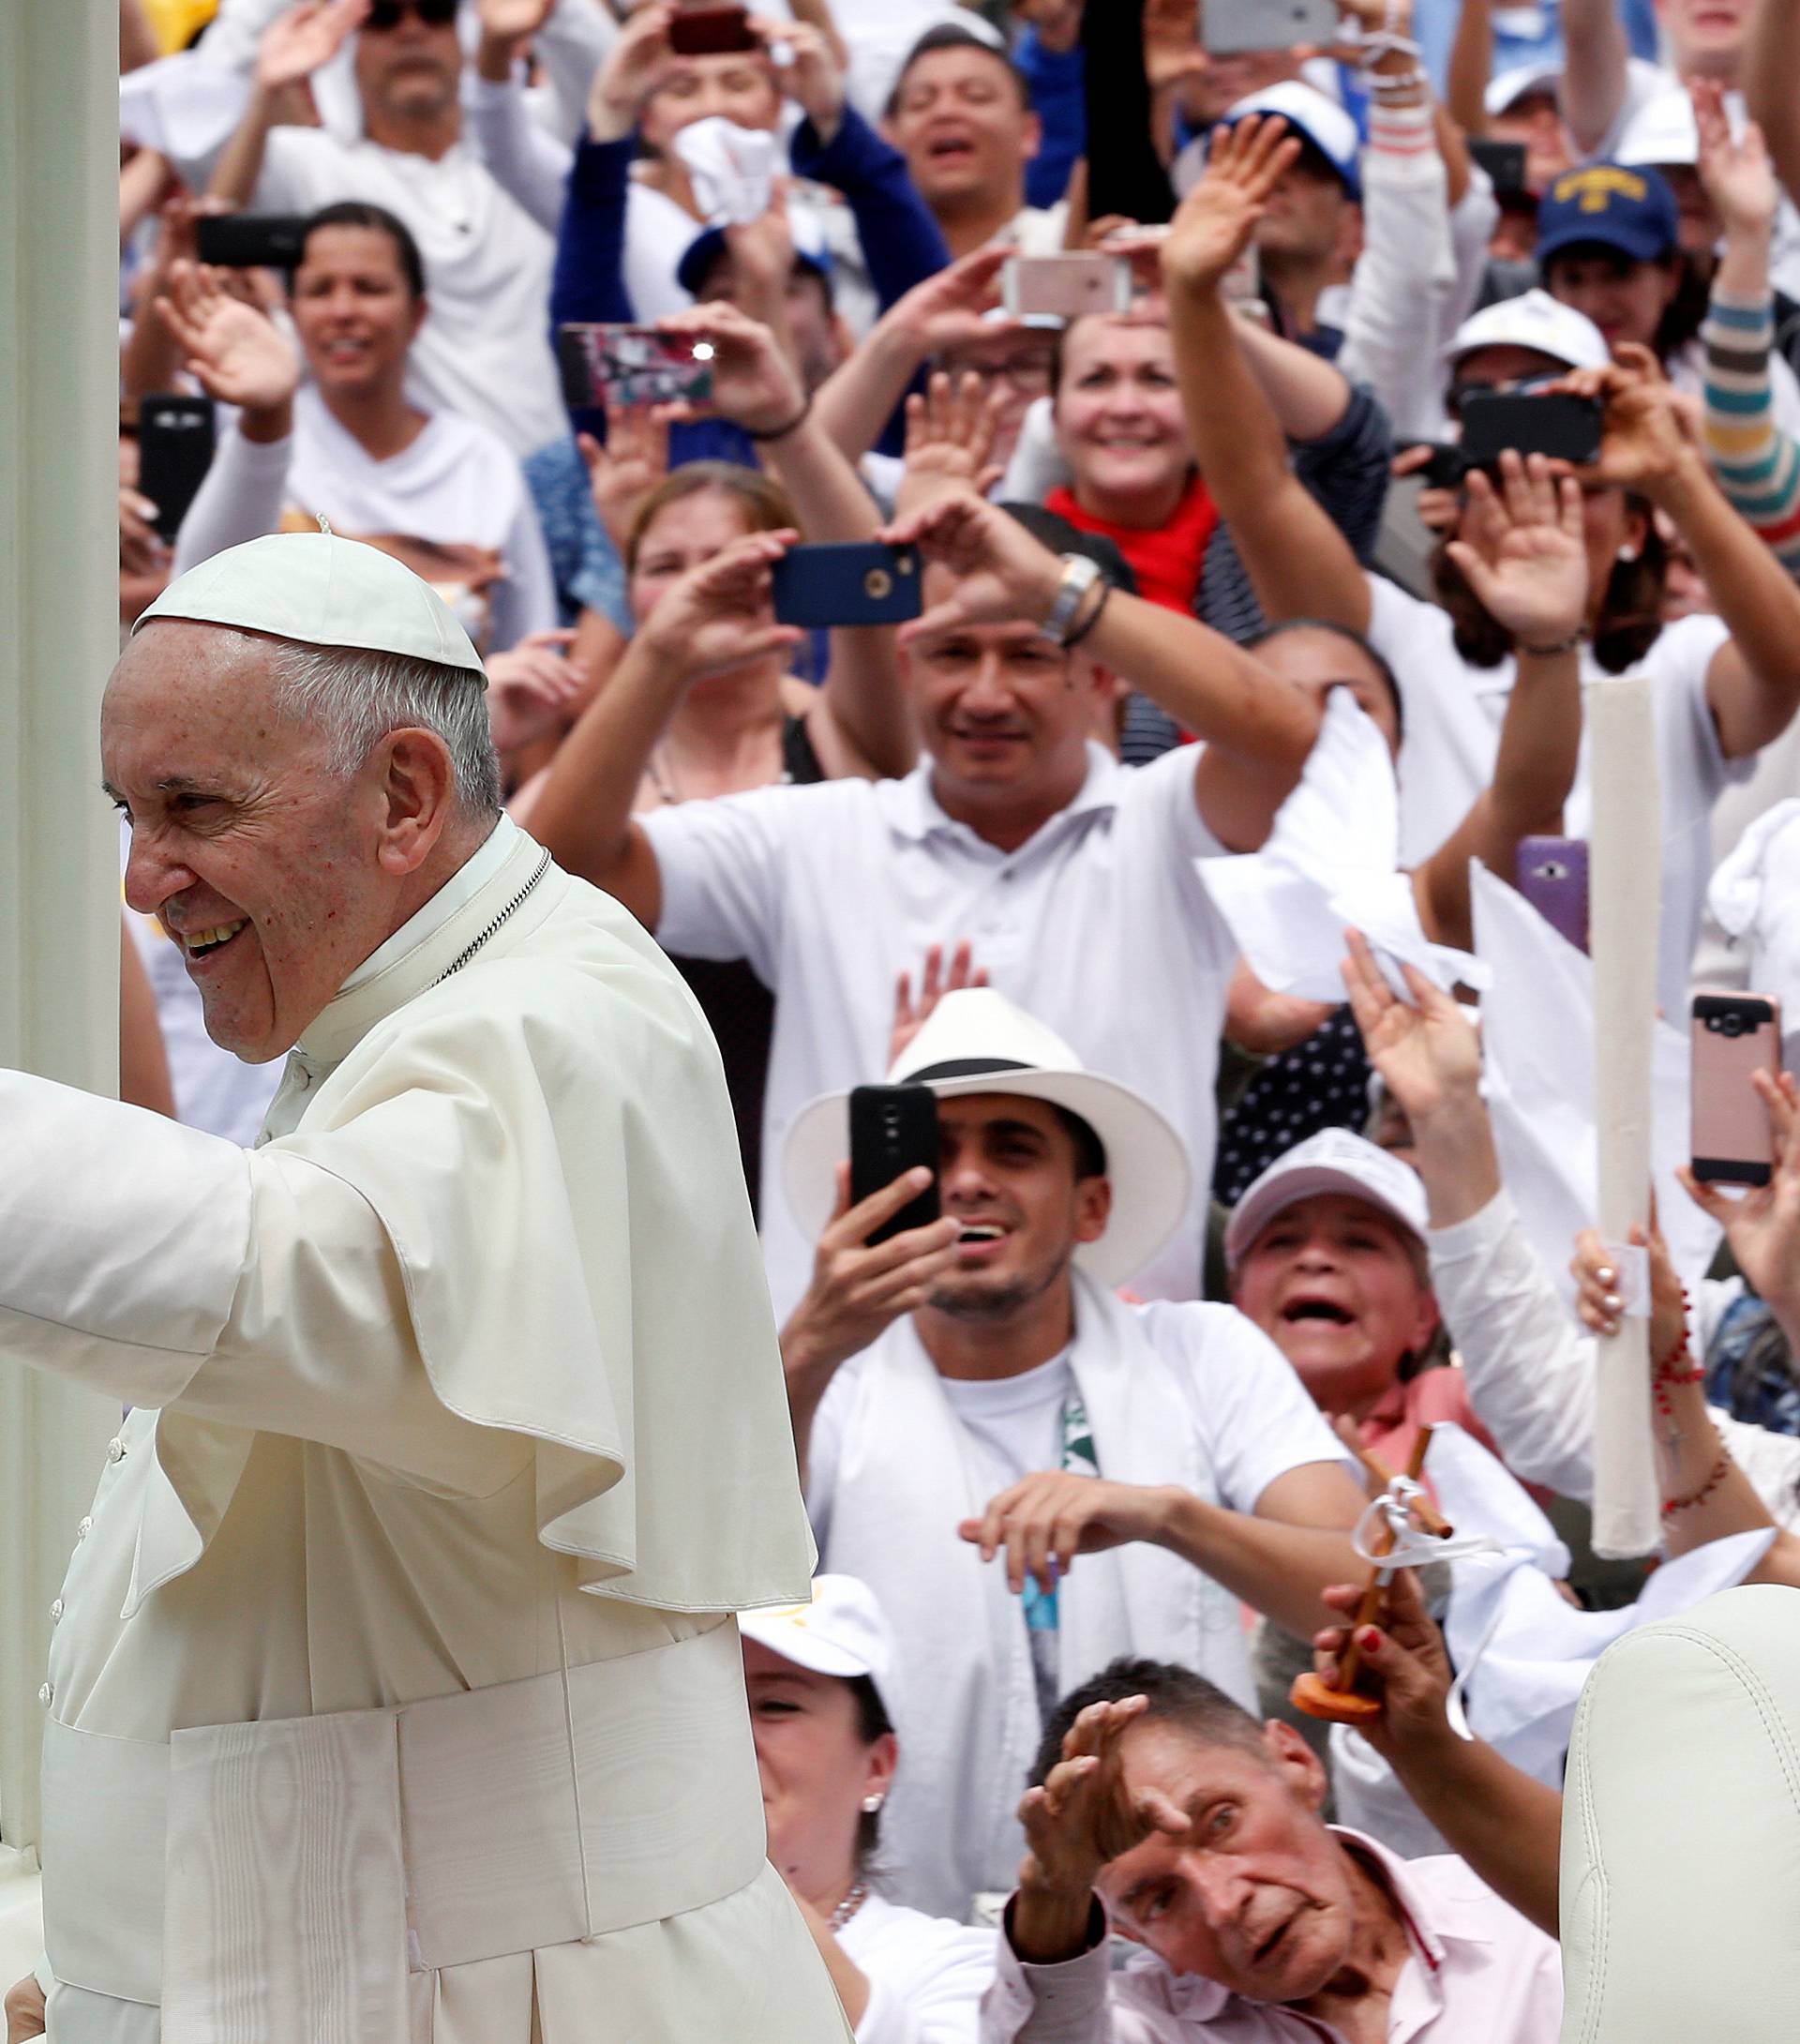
861,1795,884,1813
1617,544,1641,563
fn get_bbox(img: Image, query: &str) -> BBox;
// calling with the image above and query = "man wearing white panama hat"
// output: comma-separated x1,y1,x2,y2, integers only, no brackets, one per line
0,531,844,2042
780,988,1367,1921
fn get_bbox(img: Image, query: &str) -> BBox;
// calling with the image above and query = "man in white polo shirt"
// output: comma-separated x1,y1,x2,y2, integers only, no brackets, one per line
776,989,1366,1920
542,488,1325,1318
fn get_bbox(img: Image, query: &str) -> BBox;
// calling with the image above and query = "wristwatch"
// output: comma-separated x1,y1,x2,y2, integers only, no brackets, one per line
1037,554,1102,644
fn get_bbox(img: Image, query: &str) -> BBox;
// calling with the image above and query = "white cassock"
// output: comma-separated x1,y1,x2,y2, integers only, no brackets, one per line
5,819,849,2043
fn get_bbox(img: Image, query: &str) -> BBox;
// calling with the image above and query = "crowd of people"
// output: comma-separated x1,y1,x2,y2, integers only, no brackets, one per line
57,0,1800,2036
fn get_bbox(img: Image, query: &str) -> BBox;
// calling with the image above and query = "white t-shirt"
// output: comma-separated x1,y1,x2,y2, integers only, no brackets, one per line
806,1301,1343,1550
642,744,1239,1318
251,128,567,459
1367,576,1747,1018
837,1892,994,2044
172,385,557,652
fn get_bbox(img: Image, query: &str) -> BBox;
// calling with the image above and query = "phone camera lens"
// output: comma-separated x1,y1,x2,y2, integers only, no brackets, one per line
1722,1014,1745,1037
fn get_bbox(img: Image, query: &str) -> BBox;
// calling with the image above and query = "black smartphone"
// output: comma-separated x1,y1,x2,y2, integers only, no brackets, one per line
668,4,759,53
771,543,923,629
1469,138,1528,196
137,394,218,542
848,1085,941,1245
194,213,309,269
1459,390,1604,468
1414,443,1469,490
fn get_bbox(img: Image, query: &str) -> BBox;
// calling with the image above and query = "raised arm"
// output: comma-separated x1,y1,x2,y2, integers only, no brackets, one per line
810,246,1013,464
525,530,803,925
1160,115,1373,635
881,489,1323,850
1693,85,1800,582
1745,0,1800,208
1561,349,1800,758
1558,0,1633,158
469,0,576,232
1411,456,1588,951
653,301,916,779
209,0,368,206
1309,1568,1564,1936
1443,0,1493,141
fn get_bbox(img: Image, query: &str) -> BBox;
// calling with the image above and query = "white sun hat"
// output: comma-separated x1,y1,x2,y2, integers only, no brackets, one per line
1223,1127,1428,1268
739,1575,901,1721
134,531,486,679
1484,62,1562,119
1444,286,1611,374
782,987,1192,1287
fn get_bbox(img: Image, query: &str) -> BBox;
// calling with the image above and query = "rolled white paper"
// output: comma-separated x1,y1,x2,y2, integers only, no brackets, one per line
1586,674,1662,1557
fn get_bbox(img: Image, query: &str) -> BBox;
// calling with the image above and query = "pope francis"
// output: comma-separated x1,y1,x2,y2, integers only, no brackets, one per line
4,534,851,2041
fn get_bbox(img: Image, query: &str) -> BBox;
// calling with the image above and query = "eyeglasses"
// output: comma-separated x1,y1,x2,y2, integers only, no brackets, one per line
939,352,1058,393
365,0,459,30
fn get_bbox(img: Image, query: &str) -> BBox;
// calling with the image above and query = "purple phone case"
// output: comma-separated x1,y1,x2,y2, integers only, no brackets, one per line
1515,835,1590,953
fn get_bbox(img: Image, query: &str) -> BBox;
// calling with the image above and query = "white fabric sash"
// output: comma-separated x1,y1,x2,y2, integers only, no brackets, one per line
821,1274,1246,1919
40,1623,766,2035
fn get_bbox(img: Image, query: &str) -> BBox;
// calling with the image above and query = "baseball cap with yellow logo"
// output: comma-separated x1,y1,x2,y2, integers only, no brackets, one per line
1536,161,1679,266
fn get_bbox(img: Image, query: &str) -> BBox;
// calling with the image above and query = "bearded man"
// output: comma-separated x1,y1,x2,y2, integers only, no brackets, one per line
3,533,847,2042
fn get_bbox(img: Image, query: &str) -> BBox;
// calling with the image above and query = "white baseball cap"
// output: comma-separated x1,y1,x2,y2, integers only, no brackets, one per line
1223,1128,1428,1267
1220,82,1362,200
1484,63,1561,119
783,988,1192,1287
135,532,486,679
1615,87,1701,170
740,1576,900,1720
1445,287,1611,374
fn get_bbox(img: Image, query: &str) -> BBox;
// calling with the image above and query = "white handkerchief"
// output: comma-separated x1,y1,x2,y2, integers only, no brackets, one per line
119,52,255,158
1472,863,1720,1304
671,116,780,227
1200,689,1487,1000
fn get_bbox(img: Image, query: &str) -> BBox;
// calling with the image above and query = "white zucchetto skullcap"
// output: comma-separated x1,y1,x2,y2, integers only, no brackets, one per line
134,532,487,683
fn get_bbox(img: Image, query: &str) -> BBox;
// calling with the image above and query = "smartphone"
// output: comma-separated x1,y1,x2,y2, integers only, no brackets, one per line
1515,835,1590,953
1691,990,1783,1186
1202,0,1339,54
1459,390,1604,468
1414,442,1470,491
1000,254,1132,322
194,213,309,270
137,393,217,542
556,324,714,410
771,542,923,629
849,1085,941,1245
1468,138,1529,197
668,4,758,54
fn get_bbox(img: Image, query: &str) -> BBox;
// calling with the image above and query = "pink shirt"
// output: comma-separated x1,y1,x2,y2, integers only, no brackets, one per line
981,1831,1562,2043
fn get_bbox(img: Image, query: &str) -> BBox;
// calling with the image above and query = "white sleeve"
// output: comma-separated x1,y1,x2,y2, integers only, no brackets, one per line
1147,1304,1355,1512
640,781,807,975
854,1931,994,2044
1336,106,1459,444
488,478,561,650
1427,1189,1599,1502
0,1073,520,1495
981,1925,1162,2044
531,0,620,146
170,420,293,579
465,70,574,233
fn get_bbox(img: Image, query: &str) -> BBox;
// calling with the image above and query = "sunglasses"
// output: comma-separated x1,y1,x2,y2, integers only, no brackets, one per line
365,0,458,30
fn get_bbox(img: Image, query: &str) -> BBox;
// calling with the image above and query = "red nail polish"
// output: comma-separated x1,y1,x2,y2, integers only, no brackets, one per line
1358,1628,1381,1652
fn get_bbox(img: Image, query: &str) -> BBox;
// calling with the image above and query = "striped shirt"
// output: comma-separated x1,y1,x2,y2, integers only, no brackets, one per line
1702,289,1800,581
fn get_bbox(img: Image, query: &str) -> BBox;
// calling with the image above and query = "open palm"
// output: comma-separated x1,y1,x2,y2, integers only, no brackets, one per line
157,262,300,413
478,0,556,41
1340,932,1481,1123
1447,453,1587,648
258,0,370,91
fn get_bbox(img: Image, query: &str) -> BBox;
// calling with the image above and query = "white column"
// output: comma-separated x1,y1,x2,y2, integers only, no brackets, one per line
0,0,127,1924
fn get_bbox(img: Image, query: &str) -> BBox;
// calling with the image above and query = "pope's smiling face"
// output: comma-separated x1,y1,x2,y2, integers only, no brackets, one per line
103,621,439,1063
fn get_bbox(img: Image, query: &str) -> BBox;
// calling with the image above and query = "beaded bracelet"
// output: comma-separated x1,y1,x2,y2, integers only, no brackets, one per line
1663,1452,1731,1516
